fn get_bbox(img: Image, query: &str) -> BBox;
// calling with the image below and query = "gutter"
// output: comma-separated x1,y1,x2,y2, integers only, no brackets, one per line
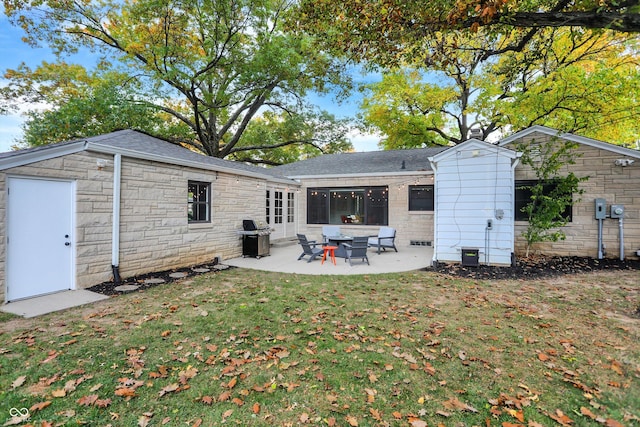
84,142,298,186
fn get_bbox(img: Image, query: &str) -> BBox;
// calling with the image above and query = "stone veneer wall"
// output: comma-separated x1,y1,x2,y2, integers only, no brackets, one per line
295,174,435,247
0,151,267,301
507,133,640,258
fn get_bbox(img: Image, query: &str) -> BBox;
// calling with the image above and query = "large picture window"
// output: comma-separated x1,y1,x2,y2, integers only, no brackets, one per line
408,185,434,211
188,181,211,223
307,187,388,225
515,180,573,222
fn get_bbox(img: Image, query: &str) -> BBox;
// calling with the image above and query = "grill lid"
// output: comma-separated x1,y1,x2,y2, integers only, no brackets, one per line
243,219,257,231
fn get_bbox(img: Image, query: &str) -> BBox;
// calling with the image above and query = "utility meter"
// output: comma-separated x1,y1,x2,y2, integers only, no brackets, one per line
611,205,624,219
594,199,607,219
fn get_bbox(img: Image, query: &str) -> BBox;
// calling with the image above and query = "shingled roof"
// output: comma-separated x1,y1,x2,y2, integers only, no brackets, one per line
1,130,452,180
267,146,450,178
0,130,293,183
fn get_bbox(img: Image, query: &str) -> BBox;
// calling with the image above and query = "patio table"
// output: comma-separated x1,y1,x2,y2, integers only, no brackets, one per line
326,235,353,258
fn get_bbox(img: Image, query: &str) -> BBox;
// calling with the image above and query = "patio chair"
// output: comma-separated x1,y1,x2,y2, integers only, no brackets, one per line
297,234,324,263
368,226,398,254
343,236,370,266
322,225,341,244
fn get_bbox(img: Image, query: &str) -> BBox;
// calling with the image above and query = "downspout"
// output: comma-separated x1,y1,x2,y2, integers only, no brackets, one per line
511,154,522,265
427,160,438,266
112,154,122,284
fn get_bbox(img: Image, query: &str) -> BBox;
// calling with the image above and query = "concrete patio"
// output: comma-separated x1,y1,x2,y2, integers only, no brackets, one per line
1,242,433,319
225,240,434,275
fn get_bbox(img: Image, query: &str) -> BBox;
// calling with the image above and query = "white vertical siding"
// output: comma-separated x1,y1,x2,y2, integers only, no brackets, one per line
430,142,517,266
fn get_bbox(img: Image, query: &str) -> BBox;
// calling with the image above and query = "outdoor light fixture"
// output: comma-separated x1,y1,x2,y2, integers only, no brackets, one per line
614,159,635,167
96,159,108,170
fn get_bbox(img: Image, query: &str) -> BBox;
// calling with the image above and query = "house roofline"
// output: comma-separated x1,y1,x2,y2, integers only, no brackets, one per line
0,139,297,186
279,170,434,180
499,125,640,159
0,141,87,171
85,142,299,186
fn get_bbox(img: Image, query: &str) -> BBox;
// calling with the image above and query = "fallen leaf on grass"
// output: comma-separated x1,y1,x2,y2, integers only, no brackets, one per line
115,387,137,397
507,408,525,422
252,403,260,414
95,398,112,408
77,394,99,406
51,388,67,398
159,383,180,397
30,401,52,413
138,414,152,427
364,388,376,403
11,376,26,389
408,417,427,427
443,397,478,413
610,360,624,375
549,409,573,426
226,376,238,389
345,415,358,426
369,408,382,421
580,407,597,419
41,350,60,364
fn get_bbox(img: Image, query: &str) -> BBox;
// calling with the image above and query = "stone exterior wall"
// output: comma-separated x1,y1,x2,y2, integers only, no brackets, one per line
295,174,435,248
0,151,268,301
506,133,640,258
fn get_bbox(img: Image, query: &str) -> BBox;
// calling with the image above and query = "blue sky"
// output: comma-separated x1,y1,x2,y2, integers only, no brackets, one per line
0,14,381,153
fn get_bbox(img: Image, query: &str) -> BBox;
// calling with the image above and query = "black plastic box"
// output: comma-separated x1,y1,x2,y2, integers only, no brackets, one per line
461,248,479,267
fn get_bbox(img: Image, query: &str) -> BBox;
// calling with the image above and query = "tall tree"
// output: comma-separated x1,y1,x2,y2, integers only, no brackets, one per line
359,29,639,148
2,0,352,163
294,0,640,69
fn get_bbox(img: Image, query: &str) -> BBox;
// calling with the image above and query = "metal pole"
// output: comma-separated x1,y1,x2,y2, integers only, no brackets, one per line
597,218,603,259
619,217,624,261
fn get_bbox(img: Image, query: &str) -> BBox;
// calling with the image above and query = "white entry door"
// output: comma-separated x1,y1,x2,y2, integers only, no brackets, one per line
267,190,297,240
6,177,75,301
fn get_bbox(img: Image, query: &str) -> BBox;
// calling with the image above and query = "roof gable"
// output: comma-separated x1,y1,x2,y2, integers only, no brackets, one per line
428,139,519,163
499,125,640,159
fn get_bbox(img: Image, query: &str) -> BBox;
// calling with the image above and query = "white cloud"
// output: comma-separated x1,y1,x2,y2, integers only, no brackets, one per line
0,114,24,152
347,128,381,152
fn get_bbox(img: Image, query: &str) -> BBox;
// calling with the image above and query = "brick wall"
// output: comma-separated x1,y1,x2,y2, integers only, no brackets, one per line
295,174,435,247
507,133,640,258
0,151,268,301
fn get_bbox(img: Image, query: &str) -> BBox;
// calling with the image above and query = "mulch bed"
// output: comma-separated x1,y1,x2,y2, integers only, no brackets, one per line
87,259,233,296
427,255,640,281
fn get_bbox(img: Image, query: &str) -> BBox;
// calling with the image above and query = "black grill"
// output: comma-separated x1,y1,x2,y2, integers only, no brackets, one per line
238,219,271,258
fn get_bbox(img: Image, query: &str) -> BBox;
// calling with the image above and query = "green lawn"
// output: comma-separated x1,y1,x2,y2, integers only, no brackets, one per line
1,268,638,426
